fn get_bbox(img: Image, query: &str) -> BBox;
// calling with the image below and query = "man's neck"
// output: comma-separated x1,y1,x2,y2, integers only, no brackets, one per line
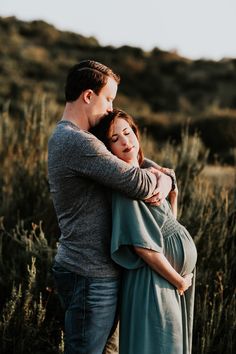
62,102,89,130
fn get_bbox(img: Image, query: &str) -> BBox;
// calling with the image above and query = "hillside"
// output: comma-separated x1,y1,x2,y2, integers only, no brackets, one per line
1,16,236,161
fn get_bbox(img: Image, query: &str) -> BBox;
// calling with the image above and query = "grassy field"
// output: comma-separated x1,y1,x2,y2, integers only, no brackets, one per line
0,102,235,353
201,165,235,188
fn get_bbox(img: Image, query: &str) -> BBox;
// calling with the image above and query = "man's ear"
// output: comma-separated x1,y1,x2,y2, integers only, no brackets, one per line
83,89,93,104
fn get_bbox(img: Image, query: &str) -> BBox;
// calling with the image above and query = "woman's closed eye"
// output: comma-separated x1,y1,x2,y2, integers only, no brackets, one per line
111,132,130,143
111,136,118,143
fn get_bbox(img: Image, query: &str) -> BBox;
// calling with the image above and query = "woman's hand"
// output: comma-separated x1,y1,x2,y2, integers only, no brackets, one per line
178,273,193,295
134,248,194,296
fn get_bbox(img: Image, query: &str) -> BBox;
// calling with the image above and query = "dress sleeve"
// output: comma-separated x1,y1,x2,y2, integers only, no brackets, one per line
111,192,167,269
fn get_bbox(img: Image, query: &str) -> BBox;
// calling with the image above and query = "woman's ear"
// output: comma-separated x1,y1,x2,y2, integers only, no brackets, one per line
83,89,93,104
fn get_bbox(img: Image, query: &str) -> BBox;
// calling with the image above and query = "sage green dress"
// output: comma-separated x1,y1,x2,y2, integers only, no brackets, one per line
111,192,197,354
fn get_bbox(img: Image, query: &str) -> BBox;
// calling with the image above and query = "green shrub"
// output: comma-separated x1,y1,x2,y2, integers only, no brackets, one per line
0,98,235,353
192,111,236,151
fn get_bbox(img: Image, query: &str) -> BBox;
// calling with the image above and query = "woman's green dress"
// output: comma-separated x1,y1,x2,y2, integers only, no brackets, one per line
111,192,197,354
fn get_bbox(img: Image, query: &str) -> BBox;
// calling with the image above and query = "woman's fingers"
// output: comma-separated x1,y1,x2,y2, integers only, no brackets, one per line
178,273,193,295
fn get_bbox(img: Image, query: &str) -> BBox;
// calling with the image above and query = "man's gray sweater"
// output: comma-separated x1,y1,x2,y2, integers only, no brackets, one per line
48,120,157,277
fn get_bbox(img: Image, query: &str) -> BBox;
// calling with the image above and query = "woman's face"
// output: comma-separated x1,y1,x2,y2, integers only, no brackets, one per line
108,118,140,165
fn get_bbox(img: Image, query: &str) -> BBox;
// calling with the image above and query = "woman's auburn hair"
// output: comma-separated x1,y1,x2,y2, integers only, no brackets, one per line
91,108,144,165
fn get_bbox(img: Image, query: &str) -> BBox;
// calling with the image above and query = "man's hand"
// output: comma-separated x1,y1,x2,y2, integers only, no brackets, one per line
159,167,178,193
145,167,172,205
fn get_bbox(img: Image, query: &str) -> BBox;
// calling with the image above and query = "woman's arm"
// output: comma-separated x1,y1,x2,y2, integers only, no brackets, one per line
158,167,178,218
134,247,193,295
168,190,178,218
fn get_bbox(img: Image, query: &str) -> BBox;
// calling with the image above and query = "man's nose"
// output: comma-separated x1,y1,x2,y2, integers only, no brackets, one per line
107,102,113,112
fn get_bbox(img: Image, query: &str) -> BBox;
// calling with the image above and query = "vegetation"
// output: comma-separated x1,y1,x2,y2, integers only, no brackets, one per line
0,99,235,353
1,16,236,162
0,15,235,354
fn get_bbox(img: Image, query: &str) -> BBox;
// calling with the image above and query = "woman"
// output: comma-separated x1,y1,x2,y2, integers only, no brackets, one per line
91,109,197,354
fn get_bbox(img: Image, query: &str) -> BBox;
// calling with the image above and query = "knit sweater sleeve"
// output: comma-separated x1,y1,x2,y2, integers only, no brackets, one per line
64,128,157,200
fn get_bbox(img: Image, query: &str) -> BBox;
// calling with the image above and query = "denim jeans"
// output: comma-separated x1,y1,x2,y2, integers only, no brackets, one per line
52,262,120,354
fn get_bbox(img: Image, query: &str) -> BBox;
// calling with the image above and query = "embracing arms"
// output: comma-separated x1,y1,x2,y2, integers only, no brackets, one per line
142,159,178,214
62,130,172,200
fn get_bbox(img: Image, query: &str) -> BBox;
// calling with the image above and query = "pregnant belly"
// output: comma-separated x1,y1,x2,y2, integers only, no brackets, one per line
163,228,197,276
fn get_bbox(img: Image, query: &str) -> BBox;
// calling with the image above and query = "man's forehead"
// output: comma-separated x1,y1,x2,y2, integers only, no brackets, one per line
102,77,118,94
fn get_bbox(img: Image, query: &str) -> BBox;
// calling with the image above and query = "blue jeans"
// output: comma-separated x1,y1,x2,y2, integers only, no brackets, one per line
52,262,120,354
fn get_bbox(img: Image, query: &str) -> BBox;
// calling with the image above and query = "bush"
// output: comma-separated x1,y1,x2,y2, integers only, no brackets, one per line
192,111,236,151
0,99,235,353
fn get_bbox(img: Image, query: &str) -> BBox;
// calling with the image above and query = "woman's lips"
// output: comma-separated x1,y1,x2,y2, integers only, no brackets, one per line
123,146,134,153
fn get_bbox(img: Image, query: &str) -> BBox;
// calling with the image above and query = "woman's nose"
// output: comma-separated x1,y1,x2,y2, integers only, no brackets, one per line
121,135,129,145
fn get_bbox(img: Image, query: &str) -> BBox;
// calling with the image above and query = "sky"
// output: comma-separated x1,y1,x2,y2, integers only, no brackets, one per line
1,0,236,60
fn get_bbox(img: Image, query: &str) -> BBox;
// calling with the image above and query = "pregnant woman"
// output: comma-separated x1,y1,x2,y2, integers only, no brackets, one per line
91,109,197,354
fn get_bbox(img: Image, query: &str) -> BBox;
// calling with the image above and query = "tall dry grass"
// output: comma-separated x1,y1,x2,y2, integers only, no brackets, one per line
0,99,235,353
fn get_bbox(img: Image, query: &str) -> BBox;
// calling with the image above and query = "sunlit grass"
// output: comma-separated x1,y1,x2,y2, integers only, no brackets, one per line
0,99,235,353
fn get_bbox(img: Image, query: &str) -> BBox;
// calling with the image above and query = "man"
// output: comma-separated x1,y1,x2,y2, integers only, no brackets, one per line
48,60,172,354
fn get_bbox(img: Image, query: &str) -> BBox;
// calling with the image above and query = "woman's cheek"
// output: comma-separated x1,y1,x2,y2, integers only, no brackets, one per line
111,145,119,157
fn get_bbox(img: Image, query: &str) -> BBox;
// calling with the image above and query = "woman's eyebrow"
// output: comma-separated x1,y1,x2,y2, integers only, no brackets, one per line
121,127,129,134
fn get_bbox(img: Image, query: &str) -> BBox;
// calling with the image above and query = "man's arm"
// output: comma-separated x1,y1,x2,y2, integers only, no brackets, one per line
141,157,162,170
62,131,172,200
